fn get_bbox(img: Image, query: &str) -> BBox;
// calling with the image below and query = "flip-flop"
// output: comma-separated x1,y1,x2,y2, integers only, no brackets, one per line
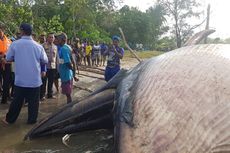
1,118,9,125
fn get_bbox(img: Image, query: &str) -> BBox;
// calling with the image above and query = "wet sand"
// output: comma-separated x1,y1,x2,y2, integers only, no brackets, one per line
0,58,139,153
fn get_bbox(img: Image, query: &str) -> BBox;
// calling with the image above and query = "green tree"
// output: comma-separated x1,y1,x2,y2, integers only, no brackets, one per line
115,5,166,49
156,36,176,51
158,0,201,48
0,0,167,47
0,1,32,35
118,6,147,46
146,4,168,49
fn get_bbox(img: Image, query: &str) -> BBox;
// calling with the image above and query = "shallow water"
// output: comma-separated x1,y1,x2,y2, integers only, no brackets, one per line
2,130,113,153
0,77,113,153
1,130,113,153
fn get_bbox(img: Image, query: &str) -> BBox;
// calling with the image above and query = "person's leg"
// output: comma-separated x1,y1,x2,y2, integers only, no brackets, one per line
111,66,120,78
86,55,90,66
97,54,100,66
40,76,47,100
47,69,55,98
54,79,59,93
86,56,89,66
5,86,25,123
89,56,91,66
104,66,120,82
54,70,59,93
79,56,82,65
90,56,92,66
26,87,40,124
95,55,97,66
61,80,73,103
104,66,111,82
0,64,4,94
103,55,106,66
66,94,72,104
1,64,12,104
92,59,94,66
10,72,15,98
83,56,86,65
100,56,103,66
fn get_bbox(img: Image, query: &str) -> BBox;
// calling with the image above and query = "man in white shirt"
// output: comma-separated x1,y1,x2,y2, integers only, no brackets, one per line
2,23,48,124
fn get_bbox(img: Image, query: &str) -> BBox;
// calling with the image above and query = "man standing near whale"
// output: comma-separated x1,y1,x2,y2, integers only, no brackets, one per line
2,23,48,124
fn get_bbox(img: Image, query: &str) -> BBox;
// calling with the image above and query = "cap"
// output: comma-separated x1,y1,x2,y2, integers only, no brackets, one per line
112,35,121,41
57,33,68,41
20,23,32,35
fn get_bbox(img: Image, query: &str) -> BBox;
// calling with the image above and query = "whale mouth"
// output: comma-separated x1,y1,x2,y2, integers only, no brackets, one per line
24,69,129,140
24,89,115,140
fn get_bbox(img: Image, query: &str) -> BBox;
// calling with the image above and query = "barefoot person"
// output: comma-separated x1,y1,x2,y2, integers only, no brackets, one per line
2,23,48,124
57,33,78,104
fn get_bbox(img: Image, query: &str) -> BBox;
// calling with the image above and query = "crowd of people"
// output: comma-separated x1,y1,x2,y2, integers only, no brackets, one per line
0,23,124,125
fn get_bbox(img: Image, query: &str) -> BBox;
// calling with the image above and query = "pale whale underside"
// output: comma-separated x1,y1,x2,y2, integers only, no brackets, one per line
117,44,230,153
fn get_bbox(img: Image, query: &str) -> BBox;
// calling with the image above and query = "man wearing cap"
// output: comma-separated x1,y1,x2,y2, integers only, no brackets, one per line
2,23,48,124
57,33,78,103
0,24,12,104
104,36,124,81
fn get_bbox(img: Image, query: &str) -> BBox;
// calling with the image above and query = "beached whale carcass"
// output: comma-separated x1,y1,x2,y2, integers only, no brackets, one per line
25,33,230,152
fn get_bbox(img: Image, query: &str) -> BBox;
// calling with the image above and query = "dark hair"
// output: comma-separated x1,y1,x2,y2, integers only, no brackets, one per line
57,33,67,41
20,23,32,36
25,31,32,35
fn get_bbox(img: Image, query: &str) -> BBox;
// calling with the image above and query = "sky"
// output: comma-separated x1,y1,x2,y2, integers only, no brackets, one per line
122,0,230,39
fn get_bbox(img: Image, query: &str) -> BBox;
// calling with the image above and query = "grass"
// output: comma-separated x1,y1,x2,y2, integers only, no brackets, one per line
124,50,164,59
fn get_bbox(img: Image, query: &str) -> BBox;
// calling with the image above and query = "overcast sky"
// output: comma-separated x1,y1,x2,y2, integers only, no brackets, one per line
122,0,229,39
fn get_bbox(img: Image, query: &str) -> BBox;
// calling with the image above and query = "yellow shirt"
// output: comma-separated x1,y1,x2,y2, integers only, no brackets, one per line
85,45,92,56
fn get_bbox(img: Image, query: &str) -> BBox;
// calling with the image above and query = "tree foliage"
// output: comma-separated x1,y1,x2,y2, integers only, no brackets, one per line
158,0,201,48
0,0,32,35
1,0,169,50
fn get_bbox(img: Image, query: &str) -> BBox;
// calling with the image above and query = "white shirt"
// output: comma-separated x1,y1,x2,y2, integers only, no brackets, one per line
6,36,48,87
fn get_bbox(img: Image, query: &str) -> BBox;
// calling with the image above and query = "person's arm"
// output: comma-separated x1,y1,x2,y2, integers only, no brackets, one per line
69,50,78,81
41,63,46,78
6,44,15,62
70,53,79,81
63,47,78,81
104,45,110,55
55,47,59,71
62,48,72,69
40,47,48,64
113,46,123,59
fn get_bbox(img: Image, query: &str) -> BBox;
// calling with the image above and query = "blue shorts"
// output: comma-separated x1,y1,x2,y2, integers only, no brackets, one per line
104,65,120,82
